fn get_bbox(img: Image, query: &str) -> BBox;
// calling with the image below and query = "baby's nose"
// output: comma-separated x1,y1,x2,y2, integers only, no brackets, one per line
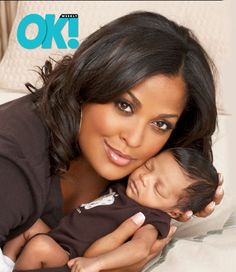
140,173,154,186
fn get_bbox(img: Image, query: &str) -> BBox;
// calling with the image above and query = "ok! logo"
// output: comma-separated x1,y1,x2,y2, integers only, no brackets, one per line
17,14,79,49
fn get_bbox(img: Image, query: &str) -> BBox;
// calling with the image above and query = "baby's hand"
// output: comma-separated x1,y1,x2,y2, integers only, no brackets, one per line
67,256,100,272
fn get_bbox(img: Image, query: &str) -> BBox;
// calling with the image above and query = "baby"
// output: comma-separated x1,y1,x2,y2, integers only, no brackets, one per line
5,147,219,272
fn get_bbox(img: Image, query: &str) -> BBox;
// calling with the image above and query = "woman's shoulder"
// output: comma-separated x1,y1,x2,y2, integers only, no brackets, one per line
0,93,44,132
0,95,55,242
0,94,49,156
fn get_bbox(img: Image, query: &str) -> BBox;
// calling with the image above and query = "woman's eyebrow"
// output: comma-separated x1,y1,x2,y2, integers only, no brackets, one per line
158,113,179,119
127,91,179,119
127,91,141,107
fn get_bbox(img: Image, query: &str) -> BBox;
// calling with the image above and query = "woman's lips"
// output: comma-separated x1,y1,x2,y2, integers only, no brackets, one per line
104,140,136,166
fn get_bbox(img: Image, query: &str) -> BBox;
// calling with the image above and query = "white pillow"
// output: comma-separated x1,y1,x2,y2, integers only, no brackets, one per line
0,87,26,105
0,0,231,94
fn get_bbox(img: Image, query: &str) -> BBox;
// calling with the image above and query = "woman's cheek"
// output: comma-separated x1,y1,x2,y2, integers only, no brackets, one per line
87,104,121,135
139,131,172,161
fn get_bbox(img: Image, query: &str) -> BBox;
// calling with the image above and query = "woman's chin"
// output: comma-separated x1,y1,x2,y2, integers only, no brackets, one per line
97,166,130,181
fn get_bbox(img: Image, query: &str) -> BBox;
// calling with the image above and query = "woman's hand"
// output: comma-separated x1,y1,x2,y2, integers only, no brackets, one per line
177,173,224,222
83,212,177,272
107,225,177,272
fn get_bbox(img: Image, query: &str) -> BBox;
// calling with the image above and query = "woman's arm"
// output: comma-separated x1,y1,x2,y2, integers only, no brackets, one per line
72,213,176,272
84,212,146,257
0,95,54,248
13,215,176,272
68,224,158,272
0,154,35,245
0,127,48,246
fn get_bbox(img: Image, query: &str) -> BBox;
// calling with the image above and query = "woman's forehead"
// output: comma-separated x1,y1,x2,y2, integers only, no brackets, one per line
125,74,186,116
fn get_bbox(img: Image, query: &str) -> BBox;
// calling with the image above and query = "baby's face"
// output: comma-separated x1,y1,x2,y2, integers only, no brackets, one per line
126,151,190,213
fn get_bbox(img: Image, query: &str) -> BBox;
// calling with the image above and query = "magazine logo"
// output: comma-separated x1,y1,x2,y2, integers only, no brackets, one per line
17,14,79,49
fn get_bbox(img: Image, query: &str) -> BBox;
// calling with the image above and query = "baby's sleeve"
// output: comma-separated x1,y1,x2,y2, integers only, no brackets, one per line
145,210,171,239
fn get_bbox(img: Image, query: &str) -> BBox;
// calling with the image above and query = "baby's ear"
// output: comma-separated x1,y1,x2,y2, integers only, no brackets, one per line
167,208,184,219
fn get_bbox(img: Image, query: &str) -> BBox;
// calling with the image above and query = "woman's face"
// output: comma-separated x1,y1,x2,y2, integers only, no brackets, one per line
79,74,186,180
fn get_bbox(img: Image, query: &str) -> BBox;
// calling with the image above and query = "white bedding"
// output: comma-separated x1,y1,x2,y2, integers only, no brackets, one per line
0,88,26,105
145,224,236,272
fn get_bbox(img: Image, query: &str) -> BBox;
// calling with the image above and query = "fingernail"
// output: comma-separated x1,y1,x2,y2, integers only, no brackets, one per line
186,211,193,218
171,226,177,235
209,201,216,209
131,212,145,225
218,173,223,183
217,185,223,194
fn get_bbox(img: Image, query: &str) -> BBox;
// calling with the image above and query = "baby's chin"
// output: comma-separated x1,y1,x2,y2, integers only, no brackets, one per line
125,177,139,202
125,184,136,202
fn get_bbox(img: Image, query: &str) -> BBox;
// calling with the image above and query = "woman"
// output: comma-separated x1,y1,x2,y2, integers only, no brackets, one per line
0,11,223,272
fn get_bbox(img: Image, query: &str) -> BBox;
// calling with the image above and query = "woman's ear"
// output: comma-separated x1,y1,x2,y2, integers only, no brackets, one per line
167,208,184,218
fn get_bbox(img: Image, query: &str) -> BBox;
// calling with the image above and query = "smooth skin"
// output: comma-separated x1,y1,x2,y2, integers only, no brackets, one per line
7,74,223,271
68,224,158,272
61,74,187,210
13,214,175,271
59,74,223,271
67,150,217,271
78,74,186,181
126,151,192,217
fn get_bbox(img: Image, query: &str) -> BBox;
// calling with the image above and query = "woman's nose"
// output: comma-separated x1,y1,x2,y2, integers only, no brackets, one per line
120,120,145,148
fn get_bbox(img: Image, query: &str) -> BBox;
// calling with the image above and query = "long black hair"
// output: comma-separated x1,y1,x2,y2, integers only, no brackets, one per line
26,11,217,173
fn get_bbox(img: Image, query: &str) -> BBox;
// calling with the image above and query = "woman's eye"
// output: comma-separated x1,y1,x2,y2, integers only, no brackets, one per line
152,120,172,131
116,100,133,114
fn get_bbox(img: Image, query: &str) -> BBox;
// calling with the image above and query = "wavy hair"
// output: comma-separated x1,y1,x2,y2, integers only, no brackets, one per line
26,11,217,173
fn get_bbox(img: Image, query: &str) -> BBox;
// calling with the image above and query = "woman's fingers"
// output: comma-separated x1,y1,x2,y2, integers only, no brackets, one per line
218,173,224,186
175,210,193,222
195,201,215,218
214,173,224,205
195,173,224,217
119,225,177,272
90,223,176,272
84,212,146,257
150,225,177,254
214,185,224,205
177,173,224,220
108,212,146,245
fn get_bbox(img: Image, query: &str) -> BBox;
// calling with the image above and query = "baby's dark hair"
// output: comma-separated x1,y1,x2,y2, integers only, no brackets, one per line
169,147,219,214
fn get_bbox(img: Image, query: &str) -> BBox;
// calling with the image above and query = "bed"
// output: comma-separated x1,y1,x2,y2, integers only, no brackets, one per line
0,1,235,272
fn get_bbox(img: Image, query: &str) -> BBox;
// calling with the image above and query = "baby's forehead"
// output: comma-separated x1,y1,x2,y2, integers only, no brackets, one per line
150,150,194,181
151,150,174,162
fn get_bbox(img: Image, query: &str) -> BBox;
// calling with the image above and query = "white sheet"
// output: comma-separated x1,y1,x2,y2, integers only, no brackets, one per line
145,225,236,272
